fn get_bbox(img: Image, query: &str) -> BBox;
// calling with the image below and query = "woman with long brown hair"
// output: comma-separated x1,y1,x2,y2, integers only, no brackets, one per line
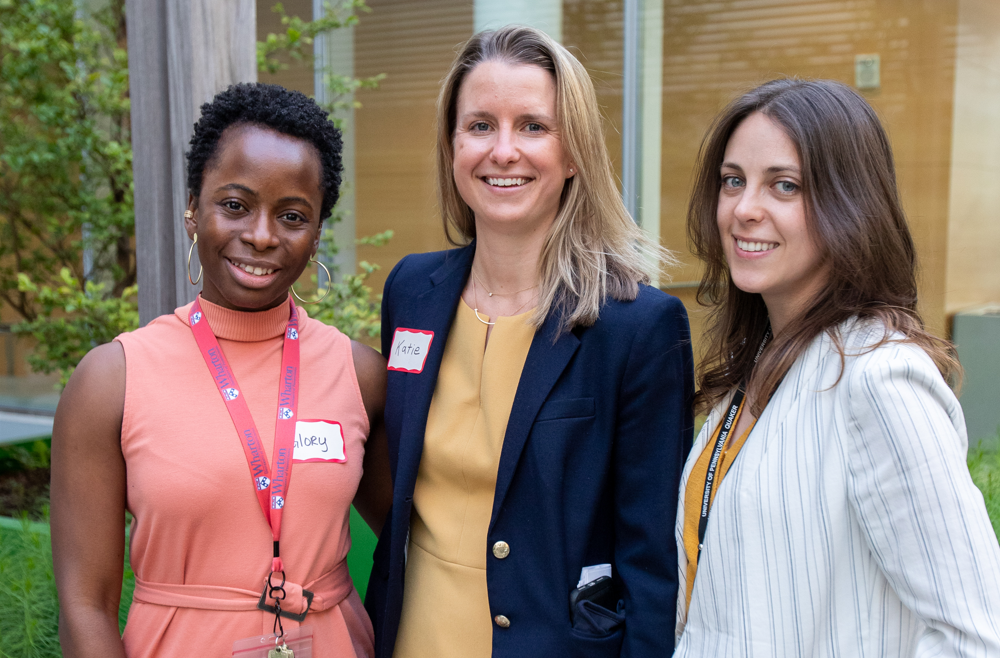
675,78,1000,656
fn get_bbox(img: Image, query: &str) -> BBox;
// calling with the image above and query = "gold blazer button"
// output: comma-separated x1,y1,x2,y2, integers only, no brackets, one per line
494,615,511,628
492,541,510,559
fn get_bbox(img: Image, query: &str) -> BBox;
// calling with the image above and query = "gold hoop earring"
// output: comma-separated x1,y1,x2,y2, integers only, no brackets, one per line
187,232,203,285
291,258,332,305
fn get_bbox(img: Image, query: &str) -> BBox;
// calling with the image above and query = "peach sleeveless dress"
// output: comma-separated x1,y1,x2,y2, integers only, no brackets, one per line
115,297,374,657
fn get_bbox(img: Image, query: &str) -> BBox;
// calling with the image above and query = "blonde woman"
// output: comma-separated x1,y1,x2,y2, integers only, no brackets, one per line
364,26,694,658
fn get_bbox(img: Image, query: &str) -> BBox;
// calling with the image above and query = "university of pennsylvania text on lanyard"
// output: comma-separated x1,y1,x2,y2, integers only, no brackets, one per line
697,328,771,563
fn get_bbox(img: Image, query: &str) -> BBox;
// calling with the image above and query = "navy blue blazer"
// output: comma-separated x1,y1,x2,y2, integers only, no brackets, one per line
365,244,694,658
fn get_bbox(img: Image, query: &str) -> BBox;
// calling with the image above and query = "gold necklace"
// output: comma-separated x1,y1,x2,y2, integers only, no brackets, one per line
471,267,537,297
472,275,495,326
472,275,535,326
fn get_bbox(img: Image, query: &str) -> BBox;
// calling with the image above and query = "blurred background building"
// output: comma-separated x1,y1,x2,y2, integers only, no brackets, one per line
261,0,1000,444
257,0,1000,344
3,0,1000,444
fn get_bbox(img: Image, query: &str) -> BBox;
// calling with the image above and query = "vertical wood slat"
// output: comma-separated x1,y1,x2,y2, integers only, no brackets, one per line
127,0,257,325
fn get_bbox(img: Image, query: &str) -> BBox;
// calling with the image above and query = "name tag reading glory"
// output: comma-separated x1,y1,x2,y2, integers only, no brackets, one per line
292,420,346,463
387,328,434,373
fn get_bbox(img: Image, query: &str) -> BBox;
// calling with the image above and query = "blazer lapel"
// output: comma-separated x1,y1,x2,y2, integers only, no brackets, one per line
490,312,580,530
395,245,475,498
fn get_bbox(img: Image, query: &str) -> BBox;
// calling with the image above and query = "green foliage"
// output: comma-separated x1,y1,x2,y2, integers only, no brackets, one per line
2,0,136,387
0,0,135,325
0,440,51,475
258,0,385,130
304,229,392,340
259,1,390,340
0,518,135,653
0,521,60,657
14,268,138,387
968,440,1000,538
258,0,365,71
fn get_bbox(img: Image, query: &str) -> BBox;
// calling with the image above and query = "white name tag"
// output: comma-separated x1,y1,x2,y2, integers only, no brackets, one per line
292,420,346,463
387,328,434,373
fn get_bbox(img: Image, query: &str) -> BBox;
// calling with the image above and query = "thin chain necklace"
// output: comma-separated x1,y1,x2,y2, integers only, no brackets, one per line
471,266,537,297
472,275,535,326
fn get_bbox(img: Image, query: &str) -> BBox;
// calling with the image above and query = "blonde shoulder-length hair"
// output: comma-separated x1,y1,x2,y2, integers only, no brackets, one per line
436,25,673,331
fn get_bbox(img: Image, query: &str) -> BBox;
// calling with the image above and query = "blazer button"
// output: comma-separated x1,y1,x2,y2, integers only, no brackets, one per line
494,614,510,628
492,541,510,559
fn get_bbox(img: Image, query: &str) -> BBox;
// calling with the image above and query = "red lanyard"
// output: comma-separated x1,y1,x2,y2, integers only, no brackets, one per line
188,296,300,573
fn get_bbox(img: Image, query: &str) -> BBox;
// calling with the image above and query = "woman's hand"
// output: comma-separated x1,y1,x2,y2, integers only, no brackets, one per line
50,342,128,657
351,341,392,536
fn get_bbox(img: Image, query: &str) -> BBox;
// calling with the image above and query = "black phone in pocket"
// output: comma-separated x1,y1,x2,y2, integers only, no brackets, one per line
569,575,616,612
569,576,622,634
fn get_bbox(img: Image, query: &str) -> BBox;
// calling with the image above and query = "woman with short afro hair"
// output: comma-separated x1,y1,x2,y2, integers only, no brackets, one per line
51,82,391,657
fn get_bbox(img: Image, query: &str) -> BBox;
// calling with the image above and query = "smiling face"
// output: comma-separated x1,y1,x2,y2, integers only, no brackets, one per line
185,125,323,312
452,61,575,237
717,112,829,331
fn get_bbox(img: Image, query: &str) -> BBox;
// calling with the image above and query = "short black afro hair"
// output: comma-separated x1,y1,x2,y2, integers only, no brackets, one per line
186,82,342,220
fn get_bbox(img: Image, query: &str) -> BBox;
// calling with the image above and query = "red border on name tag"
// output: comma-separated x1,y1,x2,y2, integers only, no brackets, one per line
292,419,347,463
387,328,434,374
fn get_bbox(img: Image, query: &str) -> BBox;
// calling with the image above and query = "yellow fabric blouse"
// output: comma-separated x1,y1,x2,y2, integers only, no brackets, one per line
393,300,535,658
681,398,755,611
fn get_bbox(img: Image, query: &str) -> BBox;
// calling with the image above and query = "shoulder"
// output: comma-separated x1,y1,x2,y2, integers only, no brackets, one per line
352,340,387,381
827,318,954,406
299,312,346,341
76,340,126,382
835,317,939,376
572,286,692,373
384,247,470,295
391,248,457,273
351,340,387,414
60,340,126,422
592,284,689,335
114,309,187,350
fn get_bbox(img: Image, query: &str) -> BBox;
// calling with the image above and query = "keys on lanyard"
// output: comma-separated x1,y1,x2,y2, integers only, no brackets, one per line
269,640,295,658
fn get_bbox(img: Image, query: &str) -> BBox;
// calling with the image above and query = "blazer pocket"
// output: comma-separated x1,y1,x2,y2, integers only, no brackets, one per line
569,601,626,656
535,397,596,422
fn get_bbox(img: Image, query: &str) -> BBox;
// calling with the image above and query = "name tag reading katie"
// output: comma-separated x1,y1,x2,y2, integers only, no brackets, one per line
292,420,346,463
387,328,433,373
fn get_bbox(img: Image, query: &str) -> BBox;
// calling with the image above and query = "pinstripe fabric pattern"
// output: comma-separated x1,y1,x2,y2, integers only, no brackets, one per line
674,320,1000,657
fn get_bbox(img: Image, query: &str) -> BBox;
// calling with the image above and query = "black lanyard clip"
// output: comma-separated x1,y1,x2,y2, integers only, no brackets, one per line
257,571,314,622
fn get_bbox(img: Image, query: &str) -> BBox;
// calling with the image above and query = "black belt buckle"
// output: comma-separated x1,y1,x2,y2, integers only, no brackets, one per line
257,585,314,622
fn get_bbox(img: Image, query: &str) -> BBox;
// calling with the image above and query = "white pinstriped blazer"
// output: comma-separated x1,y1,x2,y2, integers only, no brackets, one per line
674,319,1000,657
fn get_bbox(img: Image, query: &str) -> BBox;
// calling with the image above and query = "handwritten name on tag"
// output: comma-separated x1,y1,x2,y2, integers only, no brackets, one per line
292,420,346,463
387,328,433,373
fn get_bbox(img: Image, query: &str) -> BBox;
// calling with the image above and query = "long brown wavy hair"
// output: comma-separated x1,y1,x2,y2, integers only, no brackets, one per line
689,78,959,415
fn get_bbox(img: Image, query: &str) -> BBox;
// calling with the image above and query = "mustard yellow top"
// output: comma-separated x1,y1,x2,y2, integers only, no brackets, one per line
682,398,755,611
393,300,536,658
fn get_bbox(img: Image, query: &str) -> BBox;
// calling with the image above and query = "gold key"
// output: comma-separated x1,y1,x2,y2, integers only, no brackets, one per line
268,643,294,658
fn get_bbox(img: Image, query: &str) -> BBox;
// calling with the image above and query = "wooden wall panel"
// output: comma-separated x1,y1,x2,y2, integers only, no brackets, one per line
946,0,1000,316
352,0,473,296
656,0,959,338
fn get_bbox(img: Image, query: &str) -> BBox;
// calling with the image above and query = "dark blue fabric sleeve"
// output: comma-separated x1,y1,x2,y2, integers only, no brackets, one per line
380,257,406,358
614,296,694,657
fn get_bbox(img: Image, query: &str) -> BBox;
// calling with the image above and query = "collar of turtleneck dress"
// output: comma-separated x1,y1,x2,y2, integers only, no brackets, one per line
174,295,297,342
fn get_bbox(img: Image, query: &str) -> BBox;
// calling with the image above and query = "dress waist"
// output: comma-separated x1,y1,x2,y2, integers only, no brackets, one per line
132,560,353,615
